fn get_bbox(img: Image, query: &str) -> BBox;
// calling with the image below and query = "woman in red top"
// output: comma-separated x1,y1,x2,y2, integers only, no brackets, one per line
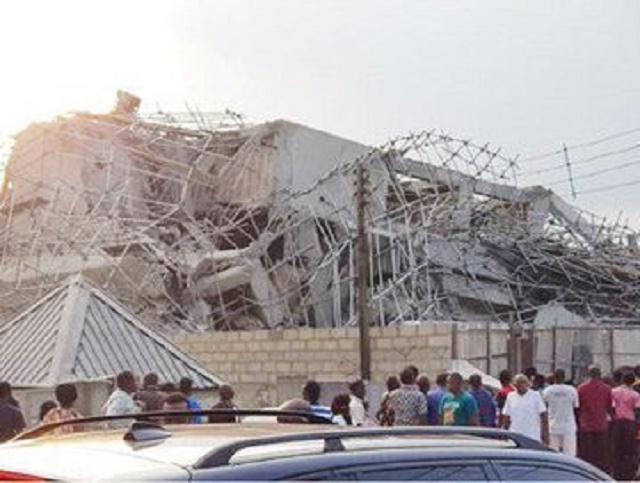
611,371,640,480
496,370,515,428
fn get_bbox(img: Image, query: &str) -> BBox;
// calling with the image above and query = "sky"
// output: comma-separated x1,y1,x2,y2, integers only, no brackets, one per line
1,0,639,228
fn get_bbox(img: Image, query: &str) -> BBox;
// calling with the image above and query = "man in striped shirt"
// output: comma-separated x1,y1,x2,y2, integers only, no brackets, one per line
302,380,332,421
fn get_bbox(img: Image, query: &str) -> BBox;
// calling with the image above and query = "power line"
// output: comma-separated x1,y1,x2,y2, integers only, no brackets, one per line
545,156,640,188
569,126,640,150
520,142,640,176
561,176,640,196
518,126,640,163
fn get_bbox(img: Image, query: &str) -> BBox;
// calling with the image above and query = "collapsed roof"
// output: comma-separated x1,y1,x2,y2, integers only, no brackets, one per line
1,94,639,331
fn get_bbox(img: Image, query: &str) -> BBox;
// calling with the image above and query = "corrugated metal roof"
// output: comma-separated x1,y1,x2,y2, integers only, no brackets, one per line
0,286,67,386
0,276,223,389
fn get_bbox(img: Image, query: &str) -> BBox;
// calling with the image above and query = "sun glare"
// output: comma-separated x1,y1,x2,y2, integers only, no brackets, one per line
0,0,175,142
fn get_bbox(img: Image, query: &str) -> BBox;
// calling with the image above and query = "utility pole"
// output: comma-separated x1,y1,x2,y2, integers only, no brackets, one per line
563,143,577,200
355,162,372,381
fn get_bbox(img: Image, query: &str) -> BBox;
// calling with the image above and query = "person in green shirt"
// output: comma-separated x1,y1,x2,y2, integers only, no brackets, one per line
439,372,479,426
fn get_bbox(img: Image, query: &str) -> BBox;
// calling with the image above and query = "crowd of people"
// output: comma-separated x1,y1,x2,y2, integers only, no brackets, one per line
0,373,235,440
1,363,639,479
368,364,640,481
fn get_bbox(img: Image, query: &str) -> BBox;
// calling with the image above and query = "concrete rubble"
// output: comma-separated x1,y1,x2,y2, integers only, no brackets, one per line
1,92,639,332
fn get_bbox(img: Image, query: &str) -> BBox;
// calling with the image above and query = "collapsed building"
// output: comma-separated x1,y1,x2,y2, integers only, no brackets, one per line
1,93,639,333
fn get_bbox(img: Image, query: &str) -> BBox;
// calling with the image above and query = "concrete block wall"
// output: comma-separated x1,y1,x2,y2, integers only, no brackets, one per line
591,328,640,372
533,327,640,377
171,324,454,408
454,322,509,375
172,323,640,408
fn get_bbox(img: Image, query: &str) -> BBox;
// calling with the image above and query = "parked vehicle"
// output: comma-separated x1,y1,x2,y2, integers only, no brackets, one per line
0,409,611,481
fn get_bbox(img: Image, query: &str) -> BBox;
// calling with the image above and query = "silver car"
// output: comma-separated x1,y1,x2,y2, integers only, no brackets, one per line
0,410,611,481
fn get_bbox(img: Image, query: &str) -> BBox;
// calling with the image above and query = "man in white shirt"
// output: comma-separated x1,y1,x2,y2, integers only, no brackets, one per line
542,368,579,456
503,373,549,444
348,379,367,426
104,371,139,427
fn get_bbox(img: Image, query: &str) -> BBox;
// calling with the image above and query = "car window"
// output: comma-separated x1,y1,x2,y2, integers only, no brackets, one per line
339,463,489,481
290,470,335,481
497,463,598,481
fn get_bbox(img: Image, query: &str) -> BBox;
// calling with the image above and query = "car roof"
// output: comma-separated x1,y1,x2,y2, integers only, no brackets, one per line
192,425,548,469
7,423,524,466
1,422,342,480
2,417,608,481
3,422,333,467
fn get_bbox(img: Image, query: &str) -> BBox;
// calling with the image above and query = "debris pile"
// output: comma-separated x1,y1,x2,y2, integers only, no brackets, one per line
1,94,638,331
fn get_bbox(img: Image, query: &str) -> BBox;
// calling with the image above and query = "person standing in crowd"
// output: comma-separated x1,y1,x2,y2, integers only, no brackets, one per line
331,394,352,426
42,383,83,433
348,379,367,426
496,369,515,428
440,372,479,426
163,391,190,424
39,400,57,422
468,374,496,427
277,398,312,424
524,366,538,382
542,368,579,456
427,373,448,425
0,381,26,442
610,371,640,480
302,380,332,421
417,374,430,396
577,365,613,473
377,375,400,426
104,371,138,417
389,366,428,426
502,374,549,443
6,389,20,410
545,373,556,386
135,373,165,412
417,374,431,424
209,385,237,423
179,377,202,424
633,364,640,394
532,374,547,392
407,365,420,382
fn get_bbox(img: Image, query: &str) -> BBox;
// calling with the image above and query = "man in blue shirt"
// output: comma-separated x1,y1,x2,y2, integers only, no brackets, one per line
427,373,448,425
439,372,479,426
180,377,202,424
469,374,497,427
